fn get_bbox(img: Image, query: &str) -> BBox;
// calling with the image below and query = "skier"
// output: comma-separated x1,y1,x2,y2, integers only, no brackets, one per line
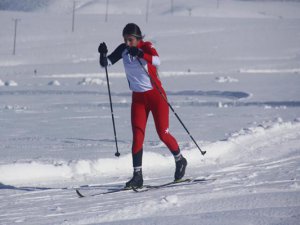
98,23,187,189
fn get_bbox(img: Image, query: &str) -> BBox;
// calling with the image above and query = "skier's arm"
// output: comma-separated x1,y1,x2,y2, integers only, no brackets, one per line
141,42,160,67
107,43,127,66
99,43,127,68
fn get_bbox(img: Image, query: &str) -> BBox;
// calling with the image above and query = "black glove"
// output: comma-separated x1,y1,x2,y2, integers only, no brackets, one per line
98,42,108,67
98,42,108,55
100,54,108,67
128,47,144,58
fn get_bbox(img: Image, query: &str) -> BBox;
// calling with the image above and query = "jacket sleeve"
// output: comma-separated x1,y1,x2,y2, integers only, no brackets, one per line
141,42,161,67
107,43,127,65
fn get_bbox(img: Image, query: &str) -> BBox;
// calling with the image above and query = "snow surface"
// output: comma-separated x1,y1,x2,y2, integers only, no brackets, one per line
0,0,300,225
215,76,239,83
78,77,107,86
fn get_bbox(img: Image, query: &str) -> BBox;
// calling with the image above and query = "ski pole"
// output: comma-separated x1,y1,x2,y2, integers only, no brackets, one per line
137,58,206,156
103,55,120,157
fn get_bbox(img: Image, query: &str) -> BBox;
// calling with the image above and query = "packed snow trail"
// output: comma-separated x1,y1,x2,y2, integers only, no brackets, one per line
0,119,299,224
0,119,299,186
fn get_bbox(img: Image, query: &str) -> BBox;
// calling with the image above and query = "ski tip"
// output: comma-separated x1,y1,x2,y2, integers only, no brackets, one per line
76,189,85,198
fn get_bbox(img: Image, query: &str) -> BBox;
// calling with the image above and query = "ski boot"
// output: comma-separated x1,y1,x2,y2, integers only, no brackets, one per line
125,170,143,189
174,156,187,181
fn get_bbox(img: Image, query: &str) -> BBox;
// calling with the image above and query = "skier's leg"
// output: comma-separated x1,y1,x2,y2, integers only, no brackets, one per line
149,88,180,154
131,92,149,170
148,88,187,181
126,92,149,188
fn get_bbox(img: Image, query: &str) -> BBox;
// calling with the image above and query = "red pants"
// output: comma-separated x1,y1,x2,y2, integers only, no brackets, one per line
131,87,179,159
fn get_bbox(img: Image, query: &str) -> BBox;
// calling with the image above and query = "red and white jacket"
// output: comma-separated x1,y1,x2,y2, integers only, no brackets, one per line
106,41,161,92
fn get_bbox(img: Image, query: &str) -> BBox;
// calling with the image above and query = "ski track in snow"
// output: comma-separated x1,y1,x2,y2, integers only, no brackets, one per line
0,120,300,225
0,120,299,185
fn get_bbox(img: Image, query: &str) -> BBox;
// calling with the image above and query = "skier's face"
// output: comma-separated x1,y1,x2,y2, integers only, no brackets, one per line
124,35,139,47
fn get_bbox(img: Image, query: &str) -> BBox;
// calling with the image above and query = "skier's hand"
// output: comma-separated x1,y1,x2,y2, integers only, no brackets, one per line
100,55,108,67
128,47,144,58
98,42,108,55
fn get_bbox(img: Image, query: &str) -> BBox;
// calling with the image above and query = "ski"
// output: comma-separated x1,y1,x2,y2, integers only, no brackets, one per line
133,177,216,193
76,177,216,197
76,187,132,198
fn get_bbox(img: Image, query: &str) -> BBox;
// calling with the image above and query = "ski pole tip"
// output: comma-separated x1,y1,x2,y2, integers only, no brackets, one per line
115,152,121,157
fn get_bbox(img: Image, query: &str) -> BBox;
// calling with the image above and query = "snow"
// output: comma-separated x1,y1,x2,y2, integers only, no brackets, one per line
0,0,300,225
215,76,239,83
48,80,61,86
78,77,107,86
239,68,300,74
4,80,18,86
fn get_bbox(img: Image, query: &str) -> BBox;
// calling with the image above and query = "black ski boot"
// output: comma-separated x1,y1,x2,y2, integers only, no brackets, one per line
125,170,143,189
174,156,187,181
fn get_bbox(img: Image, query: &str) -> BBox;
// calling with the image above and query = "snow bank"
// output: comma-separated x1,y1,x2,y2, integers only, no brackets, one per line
215,76,239,83
217,102,229,108
4,80,18,86
1,119,299,186
78,78,107,86
3,105,28,111
239,68,300,74
198,118,300,164
0,80,19,87
1,80,21,87
48,80,61,86
0,60,24,67
0,162,72,184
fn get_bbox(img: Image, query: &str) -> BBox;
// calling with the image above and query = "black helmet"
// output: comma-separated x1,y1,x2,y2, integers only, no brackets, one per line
122,23,143,39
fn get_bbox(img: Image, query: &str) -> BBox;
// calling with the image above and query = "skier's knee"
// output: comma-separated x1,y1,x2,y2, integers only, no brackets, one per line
158,133,169,144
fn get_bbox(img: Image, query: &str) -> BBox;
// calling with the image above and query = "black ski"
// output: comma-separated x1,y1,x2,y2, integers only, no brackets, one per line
76,177,215,197
133,178,215,193
76,187,132,198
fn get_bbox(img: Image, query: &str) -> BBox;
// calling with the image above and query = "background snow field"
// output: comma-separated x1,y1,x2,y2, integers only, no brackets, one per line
0,0,300,224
